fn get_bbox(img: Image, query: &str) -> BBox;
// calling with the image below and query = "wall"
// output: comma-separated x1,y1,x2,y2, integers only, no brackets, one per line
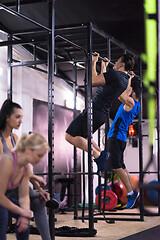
0,46,84,135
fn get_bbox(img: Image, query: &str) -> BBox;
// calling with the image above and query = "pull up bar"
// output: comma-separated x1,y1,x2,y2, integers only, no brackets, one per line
92,52,114,65
92,52,140,79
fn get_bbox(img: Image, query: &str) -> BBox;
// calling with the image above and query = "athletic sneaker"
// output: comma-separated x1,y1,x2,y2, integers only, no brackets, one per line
114,202,127,210
126,190,140,209
46,198,59,209
94,151,110,173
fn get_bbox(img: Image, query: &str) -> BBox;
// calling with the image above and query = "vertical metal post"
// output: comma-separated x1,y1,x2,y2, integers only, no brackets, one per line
104,38,111,150
16,0,20,13
82,150,86,221
87,22,94,235
98,129,100,147
81,62,87,219
124,49,127,54
107,38,111,61
157,0,160,214
138,56,144,220
97,174,101,211
33,45,37,68
7,34,13,100
48,0,55,239
73,62,78,219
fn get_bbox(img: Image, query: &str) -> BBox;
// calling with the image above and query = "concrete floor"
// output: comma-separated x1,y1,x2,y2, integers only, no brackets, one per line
7,207,160,240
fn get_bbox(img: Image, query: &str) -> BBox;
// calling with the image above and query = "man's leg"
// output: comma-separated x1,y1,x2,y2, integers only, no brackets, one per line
114,168,139,209
123,169,134,190
108,138,139,209
114,168,133,193
65,133,101,158
65,132,109,172
93,140,101,152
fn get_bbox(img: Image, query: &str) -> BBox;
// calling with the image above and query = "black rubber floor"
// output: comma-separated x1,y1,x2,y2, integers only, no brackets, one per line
120,225,160,240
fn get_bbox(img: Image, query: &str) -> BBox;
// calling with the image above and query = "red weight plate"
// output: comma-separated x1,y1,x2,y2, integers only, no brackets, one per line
96,190,118,210
109,182,124,199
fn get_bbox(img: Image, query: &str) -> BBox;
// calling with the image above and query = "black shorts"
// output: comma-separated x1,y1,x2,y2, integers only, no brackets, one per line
66,109,109,138
107,137,126,169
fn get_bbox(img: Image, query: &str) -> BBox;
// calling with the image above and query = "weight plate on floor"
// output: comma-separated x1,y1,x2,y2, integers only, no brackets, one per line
96,190,118,210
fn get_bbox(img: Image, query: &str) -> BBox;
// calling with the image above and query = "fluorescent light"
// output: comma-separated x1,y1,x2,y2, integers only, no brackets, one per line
64,96,83,110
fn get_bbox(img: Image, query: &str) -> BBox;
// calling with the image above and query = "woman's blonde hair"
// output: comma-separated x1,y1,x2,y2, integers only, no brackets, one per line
13,133,50,152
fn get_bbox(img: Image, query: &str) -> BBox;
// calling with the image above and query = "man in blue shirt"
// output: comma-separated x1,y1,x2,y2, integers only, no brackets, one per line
105,81,141,209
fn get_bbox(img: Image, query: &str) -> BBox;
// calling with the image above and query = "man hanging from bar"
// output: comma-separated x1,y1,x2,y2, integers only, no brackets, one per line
106,80,141,209
65,52,135,172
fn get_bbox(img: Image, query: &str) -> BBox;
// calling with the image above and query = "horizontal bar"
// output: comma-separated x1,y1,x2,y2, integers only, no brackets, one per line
129,171,158,174
55,23,87,32
76,85,86,89
93,211,140,216
92,51,111,63
77,216,142,222
12,35,48,53
29,65,47,74
0,37,48,47
55,59,87,64
13,28,49,37
32,170,159,177
11,58,48,73
64,172,99,175
76,85,98,89
55,34,88,57
77,214,144,221
11,60,47,67
34,172,61,176
62,170,158,176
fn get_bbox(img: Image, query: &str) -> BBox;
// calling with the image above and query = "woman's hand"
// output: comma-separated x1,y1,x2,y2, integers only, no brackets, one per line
30,174,45,187
34,175,45,187
39,188,50,202
16,216,30,232
21,208,32,219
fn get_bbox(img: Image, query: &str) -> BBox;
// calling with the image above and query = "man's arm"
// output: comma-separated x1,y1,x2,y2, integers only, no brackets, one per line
92,52,110,86
118,88,134,110
118,72,135,109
